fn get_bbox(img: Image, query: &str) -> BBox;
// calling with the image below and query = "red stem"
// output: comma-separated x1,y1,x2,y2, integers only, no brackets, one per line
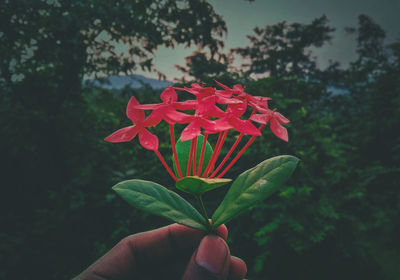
207,131,228,177
209,110,256,178
169,124,182,179
186,139,194,177
192,137,197,176
216,125,266,178
154,150,178,181
210,132,244,178
202,132,222,177
197,133,208,176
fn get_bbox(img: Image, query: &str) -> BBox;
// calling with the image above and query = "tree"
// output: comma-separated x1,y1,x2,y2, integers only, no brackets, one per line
234,15,334,78
0,1,227,279
0,0,226,85
175,50,231,81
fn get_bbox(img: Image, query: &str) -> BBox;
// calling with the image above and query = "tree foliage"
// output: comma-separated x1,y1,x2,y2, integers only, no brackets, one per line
0,1,226,279
176,50,230,81
0,0,226,83
234,15,335,77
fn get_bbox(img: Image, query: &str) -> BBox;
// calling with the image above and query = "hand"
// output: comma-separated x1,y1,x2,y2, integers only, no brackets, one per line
75,223,247,280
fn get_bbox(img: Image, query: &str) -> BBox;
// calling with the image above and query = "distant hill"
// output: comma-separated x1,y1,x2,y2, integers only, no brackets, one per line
84,74,173,90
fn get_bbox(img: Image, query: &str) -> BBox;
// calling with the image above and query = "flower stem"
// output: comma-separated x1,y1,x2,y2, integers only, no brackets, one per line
187,139,194,177
169,125,182,179
197,133,208,176
196,194,211,231
210,132,243,178
207,130,228,177
216,125,265,178
154,150,178,181
192,137,197,176
202,132,222,177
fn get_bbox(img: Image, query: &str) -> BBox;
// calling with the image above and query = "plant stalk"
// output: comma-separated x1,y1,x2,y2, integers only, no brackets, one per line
207,130,228,177
216,124,266,178
154,150,178,181
187,138,194,176
210,132,243,178
202,132,223,177
169,125,183,178
197,133,208,176
196,195,211,231
192,137,197,176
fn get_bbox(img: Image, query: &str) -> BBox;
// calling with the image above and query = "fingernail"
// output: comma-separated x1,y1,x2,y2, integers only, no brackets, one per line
195,235,228,274
231,256,245,264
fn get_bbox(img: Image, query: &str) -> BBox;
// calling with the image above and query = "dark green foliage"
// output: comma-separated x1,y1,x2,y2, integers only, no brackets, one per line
211,156,299,228
112,179,208,231
1,1,399,279
223,14,400,280
0,1,226,279
176,176,232,195
234,15,335,77
176,51,230,81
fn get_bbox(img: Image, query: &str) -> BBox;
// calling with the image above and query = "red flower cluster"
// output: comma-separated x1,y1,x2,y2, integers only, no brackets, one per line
105,81,290,181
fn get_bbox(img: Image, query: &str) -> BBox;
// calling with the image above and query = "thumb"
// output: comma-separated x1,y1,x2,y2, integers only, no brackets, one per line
182,235,230,280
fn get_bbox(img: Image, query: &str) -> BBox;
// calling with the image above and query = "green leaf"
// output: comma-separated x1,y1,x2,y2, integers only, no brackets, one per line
211,155,299,229
173,134,213,176
113,179,208,231
176,176,232,195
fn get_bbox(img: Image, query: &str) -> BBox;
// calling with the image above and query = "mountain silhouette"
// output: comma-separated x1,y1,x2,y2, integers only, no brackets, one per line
84,74,173,90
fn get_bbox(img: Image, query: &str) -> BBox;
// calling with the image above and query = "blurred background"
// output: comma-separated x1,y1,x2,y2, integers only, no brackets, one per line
1,0,399,279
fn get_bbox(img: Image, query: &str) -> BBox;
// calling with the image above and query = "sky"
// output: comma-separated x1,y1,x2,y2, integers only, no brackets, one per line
135,0,400,81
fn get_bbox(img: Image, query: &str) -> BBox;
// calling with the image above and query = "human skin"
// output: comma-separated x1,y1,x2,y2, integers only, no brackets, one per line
75,223,247,280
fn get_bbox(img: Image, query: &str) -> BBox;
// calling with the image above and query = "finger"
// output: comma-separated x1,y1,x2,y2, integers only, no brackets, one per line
182,235,231,280
77,223,227,279
128,223,227,264
208,219,228,240
228,256,247,280
215,223,228,240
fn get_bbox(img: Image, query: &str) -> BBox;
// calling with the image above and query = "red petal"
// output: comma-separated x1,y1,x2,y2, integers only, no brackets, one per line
173,86,186,91
250,102,267,113
216,95,242,104
233,84,244,93
181,120,201,141
208,105,225,118
214,80,230,90
274,112,290,124
165,108,194,124
196,87,215,99
160,86,178,104
230,118,261,136
104,126,138,143
228,101,247,117
196,97,213,113
249,96,271,112
251,95,271,103
215,90,232,98
212,118,232,132
250,114,270,124
181,87,199,95
191,83,201,89
197,96,225,118
139,128,159,150
270,118,288,142
134,104,161,110
199,118,217,131
144,108,165,126
173,100,197,110
255,105,270,114
126,96,144,123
